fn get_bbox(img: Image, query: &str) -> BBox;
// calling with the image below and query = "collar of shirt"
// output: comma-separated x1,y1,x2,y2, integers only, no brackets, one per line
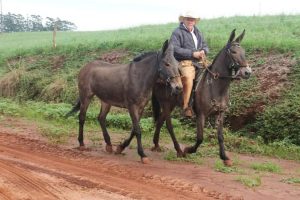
182,23,194,33
182,24,198,49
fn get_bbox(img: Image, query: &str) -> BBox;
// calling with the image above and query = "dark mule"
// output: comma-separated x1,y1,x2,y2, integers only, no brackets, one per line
151,29,252,166
67,40,182,163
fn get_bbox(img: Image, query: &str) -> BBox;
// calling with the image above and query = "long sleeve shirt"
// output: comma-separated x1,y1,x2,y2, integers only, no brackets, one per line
170,22,209,62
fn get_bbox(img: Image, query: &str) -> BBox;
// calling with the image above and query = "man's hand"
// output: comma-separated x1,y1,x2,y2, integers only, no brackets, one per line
193,50,206,60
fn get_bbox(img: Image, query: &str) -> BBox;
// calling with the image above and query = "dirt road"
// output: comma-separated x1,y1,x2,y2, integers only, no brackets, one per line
0,117,299,200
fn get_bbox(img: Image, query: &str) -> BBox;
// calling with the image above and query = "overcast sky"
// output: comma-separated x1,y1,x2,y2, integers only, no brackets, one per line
3,0,300,31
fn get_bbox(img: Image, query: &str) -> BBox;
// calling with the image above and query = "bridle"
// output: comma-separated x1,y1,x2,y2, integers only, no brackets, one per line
205,43,248,80
156,52,181,84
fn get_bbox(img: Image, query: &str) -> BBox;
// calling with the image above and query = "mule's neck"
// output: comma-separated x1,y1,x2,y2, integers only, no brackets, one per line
207,48,233,94
136,52,160,88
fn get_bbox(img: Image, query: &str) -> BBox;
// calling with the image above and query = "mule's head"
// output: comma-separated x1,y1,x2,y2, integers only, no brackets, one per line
158,40,183,94
226,29,252,79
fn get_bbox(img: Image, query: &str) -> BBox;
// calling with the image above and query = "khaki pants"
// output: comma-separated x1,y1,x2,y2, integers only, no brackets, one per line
179,60,195,110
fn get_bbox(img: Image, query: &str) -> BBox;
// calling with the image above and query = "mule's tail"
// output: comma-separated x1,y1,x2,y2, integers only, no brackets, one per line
151,94,161,123
65,98,80,118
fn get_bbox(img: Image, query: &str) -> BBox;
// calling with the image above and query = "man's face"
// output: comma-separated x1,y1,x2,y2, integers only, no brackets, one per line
183,17,196,32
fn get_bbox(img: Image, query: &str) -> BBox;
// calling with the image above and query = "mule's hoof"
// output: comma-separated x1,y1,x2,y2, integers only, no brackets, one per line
115,145,124,154
224,159,233,167
151,146,162,152
177,151,185,158
183,147,192,154
141,157,150,164
106,145,113,153
78,146,86,151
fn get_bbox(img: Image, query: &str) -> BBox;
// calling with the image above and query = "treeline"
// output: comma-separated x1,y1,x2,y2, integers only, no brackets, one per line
0,12,77,32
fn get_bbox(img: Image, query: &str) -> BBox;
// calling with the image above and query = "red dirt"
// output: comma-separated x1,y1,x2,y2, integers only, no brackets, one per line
0,117,300,200
99,50,130,64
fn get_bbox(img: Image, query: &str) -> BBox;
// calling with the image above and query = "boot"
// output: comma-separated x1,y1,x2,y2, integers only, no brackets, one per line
183,107,193,118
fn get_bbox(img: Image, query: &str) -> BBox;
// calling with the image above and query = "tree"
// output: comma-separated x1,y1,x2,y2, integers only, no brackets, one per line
1,12,77,32
27,15,43,32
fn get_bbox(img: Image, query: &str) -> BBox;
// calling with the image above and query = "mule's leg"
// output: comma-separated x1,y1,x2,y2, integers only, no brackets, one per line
184,114,205,154
151,111,166,152
130,107,149,164
116,107,143,154
166,115,184,157
115,128,135,154
216,113,232,166
78,97,92,150
162,104,183,157
98,102,112,153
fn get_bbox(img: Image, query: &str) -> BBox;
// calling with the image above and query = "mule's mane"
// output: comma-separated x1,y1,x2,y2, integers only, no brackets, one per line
202,47,226,78
133,52,156,62
209,47,226,67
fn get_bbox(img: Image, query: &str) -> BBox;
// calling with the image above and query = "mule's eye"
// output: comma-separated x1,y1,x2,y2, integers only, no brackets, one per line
165,62,170,66
231,50,237,54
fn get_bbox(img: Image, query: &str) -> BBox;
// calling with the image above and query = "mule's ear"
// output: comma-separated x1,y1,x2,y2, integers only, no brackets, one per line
235,29,245,43
228,29,236,44
162,40,169,53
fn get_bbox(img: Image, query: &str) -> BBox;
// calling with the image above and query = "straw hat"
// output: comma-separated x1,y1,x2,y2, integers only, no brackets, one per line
178,11,200,22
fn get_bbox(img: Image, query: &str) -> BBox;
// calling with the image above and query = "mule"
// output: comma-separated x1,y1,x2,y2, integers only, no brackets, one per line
67,40,182,163
151,29,252,166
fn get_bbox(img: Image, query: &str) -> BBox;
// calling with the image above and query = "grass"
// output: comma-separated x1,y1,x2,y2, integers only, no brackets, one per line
236,175,262,187
281,177,300,184
0,15,299,66
250,162,282,173
214,159,239,173
164,150,204,165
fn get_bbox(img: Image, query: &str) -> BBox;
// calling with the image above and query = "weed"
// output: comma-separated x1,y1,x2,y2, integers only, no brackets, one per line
281,177,300,184
236,175,261,187
214,159,239,173
164,150,203,165
250,162,282,173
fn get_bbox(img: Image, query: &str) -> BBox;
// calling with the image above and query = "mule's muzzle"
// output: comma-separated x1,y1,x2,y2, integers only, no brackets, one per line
169,76,183,95
237,65,252,79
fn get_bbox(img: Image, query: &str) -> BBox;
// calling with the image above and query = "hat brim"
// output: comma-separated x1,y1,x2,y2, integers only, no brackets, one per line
179,16,200,22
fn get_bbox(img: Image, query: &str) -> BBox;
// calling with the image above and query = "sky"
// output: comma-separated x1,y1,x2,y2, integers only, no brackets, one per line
2,0,300,31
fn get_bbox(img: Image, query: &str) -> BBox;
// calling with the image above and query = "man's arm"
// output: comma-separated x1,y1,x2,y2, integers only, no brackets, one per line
170,30,194,60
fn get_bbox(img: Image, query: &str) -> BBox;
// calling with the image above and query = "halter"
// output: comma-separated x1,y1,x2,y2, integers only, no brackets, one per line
205,43,248,80
156,52,181,84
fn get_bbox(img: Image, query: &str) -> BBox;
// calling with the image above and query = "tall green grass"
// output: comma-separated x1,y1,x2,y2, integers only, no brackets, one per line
1,15,299,65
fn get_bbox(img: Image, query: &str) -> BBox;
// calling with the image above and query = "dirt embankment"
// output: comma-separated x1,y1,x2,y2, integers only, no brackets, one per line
229,52,296,130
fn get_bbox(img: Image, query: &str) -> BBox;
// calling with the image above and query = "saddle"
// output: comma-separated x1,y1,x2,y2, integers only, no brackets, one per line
188,59,211,107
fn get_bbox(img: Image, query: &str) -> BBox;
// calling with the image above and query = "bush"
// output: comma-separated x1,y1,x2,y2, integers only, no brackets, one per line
254,99,300,145
253,60,300,145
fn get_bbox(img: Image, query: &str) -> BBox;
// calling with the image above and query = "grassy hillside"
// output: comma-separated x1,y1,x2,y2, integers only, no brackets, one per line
0,15,299,64
0,14,300,146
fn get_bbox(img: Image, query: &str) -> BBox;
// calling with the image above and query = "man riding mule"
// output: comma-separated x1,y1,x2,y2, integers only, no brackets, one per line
67,40,182,164
152,29,252,166
170,10,209,117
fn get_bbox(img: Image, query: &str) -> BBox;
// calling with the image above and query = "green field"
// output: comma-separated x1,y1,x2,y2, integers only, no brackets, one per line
0,14,300,160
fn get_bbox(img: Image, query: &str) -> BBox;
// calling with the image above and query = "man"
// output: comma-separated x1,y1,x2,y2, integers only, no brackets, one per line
170,10,209,117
